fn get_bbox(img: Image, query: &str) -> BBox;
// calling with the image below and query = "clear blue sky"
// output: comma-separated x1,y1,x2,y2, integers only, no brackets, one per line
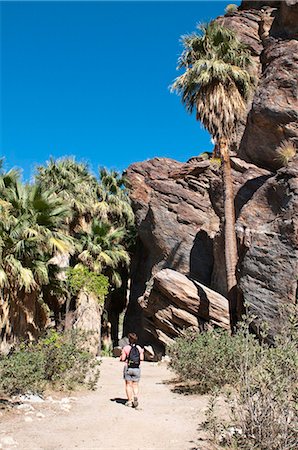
1,1,239,180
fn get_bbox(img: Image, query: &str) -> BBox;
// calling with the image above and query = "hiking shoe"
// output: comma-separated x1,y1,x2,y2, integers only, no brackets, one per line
125,401,133,407
133,397,138,408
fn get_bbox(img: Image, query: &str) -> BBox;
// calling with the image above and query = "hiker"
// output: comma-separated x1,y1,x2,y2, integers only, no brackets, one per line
120,332,144,408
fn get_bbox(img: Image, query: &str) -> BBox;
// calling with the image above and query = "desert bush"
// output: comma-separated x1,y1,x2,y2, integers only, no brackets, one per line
172,310,298,449
0,330,100,395
226,311,298,449
167,328,260,394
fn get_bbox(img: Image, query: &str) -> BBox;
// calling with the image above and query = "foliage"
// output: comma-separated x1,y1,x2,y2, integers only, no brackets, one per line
171,21,255,142
168,328,259,394
67,264,109,303
76,219,130,288
0,330,100,395
275,140,297,166
97,167,134,228
225,4,238,14
35,157,98,223
0,176,73,294
225,310,298,450
36,158,134,290
169,309,298,449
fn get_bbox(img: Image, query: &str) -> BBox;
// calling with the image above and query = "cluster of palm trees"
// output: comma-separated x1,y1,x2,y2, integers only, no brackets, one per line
0,158,134,350
171,22,255,327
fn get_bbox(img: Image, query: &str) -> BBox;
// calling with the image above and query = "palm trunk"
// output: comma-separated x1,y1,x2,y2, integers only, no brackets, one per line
219,138,238,328
74,290,102,356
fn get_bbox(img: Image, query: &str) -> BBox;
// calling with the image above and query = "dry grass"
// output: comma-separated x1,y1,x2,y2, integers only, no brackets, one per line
275,140,297,166
225,4,238,14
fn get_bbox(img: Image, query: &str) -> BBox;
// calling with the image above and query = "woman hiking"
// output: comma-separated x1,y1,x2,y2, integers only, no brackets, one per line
120,332,144,408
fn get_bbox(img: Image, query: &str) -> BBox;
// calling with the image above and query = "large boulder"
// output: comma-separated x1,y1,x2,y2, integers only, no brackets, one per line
124,156,272,342
139,269,230,355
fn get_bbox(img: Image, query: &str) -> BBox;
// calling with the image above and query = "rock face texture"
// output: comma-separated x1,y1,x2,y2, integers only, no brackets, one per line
124,156,274,348
216,1,298,170
139,269,229,355
124,157,220,340
236,157,298,337
239,1,298,169
124,0,298,353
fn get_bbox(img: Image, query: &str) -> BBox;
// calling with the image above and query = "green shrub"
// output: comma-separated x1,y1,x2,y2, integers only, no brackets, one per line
67,265,109,302
0,330,100,395
167,328,260,394
228,314,298,449
0,346,46,395
170,310,298,449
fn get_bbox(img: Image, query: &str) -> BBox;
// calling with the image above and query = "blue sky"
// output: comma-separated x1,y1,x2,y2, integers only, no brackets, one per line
1,1,239,180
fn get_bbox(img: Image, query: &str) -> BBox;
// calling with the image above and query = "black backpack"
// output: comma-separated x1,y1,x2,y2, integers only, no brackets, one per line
127,344,140,368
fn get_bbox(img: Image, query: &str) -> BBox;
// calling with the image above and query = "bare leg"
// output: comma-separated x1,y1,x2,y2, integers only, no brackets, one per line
132,382,139,407
132,381,139,398
125,381,133,402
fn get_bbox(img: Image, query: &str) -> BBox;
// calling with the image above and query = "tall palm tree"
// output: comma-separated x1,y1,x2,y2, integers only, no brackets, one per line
0,176,73,346
171,22,254,325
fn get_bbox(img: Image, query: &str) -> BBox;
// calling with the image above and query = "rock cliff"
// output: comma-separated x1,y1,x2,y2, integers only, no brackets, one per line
219,0,298,169
124,0,298,353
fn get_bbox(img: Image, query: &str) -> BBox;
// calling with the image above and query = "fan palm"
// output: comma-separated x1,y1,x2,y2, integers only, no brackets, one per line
0,175,73,344
36,157,98,231
77,219,130,288
171,22,255,325
97,167,134,227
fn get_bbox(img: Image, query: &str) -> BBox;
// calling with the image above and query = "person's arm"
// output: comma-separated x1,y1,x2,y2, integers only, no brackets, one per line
140,346,144,361
120,348,127,362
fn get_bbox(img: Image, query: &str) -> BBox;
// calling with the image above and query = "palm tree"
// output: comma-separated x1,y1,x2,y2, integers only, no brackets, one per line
36,157,98,232
0,176,73,347
36,159,134,346
97,167,134,228
171,22,254,325
77,219,130,288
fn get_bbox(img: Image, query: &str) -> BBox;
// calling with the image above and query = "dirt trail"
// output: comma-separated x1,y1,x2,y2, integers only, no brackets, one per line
0,357,211,450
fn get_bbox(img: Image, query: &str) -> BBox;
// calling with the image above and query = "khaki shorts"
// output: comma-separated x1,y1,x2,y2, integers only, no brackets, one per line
123,366,141,382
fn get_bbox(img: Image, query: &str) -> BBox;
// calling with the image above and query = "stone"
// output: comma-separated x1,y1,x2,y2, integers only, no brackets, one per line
112,346,122,357
236,157,298,336
24,416,33,423
123,0,298,352
139,269,230,353
239,39,298,170
124,157,220,340
18,394,44,403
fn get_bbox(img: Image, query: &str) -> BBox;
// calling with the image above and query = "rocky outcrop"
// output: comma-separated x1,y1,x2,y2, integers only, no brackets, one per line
124,0,298,353
124,156,273,344
139,269,229,355
126,153,297,351
239,38,298,170
236,157,298,336
216,1,298,170
124,157,220,340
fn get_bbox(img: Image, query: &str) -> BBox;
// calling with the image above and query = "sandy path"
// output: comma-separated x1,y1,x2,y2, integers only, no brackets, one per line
0,357,210,450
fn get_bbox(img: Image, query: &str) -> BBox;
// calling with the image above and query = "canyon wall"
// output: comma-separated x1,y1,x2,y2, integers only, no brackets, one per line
124,0,298,353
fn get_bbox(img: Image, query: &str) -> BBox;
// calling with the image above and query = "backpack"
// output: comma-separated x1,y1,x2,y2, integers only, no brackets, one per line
127,344,140,368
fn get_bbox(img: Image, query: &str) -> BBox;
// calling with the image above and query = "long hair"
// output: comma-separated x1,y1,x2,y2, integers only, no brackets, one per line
128,332,138,345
